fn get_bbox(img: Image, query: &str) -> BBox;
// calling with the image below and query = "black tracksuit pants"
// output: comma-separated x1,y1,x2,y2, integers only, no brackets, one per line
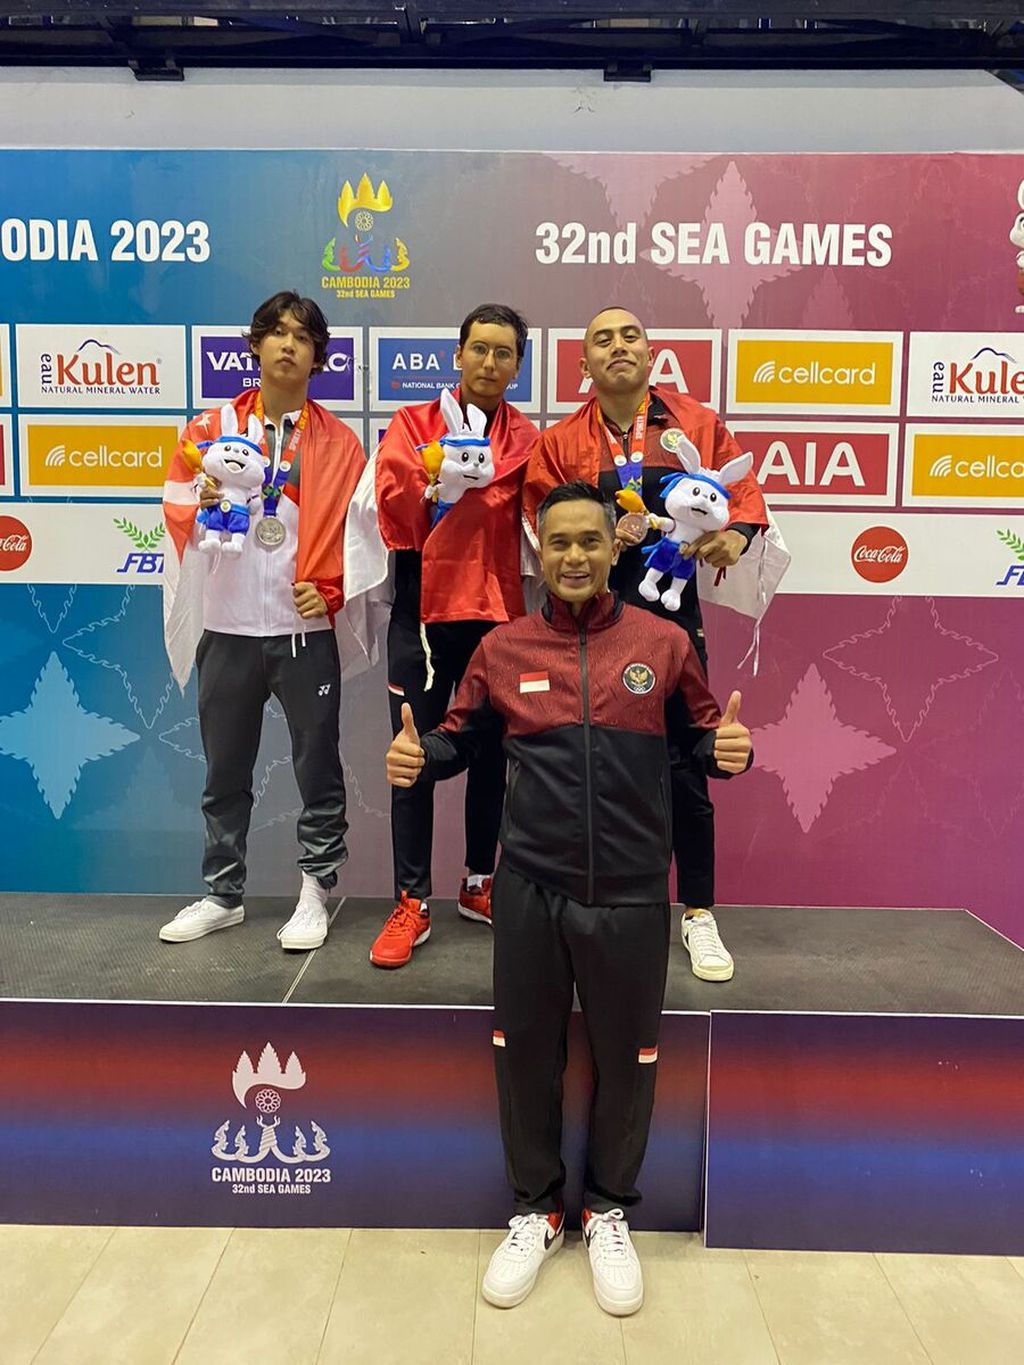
667,623,715,908
491,861,671,1215
196,629,348,907
386,613,505,899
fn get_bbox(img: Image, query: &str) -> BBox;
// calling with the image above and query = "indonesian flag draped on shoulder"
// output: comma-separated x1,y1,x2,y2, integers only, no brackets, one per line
162,388,365,690
342,390,538,672
521,385,790,623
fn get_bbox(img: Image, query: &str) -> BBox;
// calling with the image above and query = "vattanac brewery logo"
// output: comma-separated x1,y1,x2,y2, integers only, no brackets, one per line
210,1043,332,1197
321,173,411,302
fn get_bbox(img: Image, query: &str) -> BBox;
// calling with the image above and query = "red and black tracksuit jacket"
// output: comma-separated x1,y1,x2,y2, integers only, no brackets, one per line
421,589,746,908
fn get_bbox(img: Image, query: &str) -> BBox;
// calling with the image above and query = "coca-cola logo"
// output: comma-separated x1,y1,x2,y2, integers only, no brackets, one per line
0,515,32,571
851,526,908,583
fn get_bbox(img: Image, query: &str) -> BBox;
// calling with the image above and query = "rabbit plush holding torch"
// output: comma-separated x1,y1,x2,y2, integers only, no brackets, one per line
419,388,496,525
616,428,753,613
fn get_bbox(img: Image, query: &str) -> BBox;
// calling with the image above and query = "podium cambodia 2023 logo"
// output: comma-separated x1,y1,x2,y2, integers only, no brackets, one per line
321,173,411,302
211,1044,332,1197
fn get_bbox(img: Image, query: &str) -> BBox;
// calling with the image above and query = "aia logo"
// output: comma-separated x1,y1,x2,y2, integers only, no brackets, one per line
547,330,719,412
0,514,32,571
851,527,908,583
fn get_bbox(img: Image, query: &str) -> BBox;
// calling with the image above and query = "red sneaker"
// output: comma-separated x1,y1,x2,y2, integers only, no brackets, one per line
458,876,493,925
369,894,431,968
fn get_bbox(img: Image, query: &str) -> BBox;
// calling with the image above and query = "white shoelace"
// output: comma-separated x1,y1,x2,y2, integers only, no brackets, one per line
587,1210,631,1261
176,899,213,920
687,916,727,958
278,902,326,938
501,1214,549,1261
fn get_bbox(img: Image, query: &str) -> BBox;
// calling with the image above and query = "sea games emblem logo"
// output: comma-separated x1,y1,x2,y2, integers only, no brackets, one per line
321,173,411,302
211,1044,331,1197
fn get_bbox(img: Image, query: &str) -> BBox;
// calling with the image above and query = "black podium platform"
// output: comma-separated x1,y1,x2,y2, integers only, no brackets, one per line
3,896,1022,1251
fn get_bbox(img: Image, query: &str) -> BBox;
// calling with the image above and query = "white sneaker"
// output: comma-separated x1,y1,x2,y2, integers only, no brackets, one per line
681,909,735,982
583,1208,643,1317
277,874,330,951
481,1211,564,1308
159,898,244,943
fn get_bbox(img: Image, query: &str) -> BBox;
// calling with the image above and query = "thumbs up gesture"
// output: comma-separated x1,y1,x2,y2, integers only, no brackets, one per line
713,690,752,774
386,702,426,787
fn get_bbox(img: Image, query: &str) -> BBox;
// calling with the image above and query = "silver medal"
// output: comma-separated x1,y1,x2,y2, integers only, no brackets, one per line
255,516,286,548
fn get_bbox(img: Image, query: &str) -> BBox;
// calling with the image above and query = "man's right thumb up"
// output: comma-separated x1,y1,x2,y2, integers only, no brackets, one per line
400,702,419,742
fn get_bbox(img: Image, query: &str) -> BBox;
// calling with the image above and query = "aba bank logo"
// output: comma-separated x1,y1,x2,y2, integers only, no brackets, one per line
548,330,718,411
373,333,536,407
0,514,32,571
731,423,897,505
904,426,1024,505
729,332,900,413
321,173,411,301
114,517,164,575
211,1044,331,1196
16,324,186,408
907,334,1024,415
995,528,1024,586
195,331,358,406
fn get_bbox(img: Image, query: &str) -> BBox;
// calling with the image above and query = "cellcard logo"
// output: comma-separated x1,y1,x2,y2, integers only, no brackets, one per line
23,419,178,495
907,334,1024,416
729,332,901,413
371,329,538,410
904,426,1024,506
210,1044,332,1198
548,330,718,412
193,329,360,410
16,324,187,408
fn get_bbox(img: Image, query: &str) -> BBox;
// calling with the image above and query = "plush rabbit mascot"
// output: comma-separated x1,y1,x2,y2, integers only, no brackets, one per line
620,428,753,613
1010,180,1024,314
191,405,267,555
419,388,496,525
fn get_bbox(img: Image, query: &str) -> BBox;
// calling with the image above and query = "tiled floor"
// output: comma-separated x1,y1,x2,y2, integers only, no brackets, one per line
4,1224,1024,1365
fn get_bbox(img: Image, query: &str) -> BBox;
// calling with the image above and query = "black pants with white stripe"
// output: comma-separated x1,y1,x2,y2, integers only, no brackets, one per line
196,629,348,906
386,612,505,899
491,861,671,1216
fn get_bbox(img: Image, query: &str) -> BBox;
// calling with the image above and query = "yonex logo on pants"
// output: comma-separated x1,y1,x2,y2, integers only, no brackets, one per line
318,684,331,696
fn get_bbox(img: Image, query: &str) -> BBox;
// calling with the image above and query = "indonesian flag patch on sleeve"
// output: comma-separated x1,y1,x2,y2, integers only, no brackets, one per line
638,1046,659,1065
519,671,550,694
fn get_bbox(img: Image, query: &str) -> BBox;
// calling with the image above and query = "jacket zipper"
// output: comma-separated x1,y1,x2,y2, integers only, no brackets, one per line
578,621,595,904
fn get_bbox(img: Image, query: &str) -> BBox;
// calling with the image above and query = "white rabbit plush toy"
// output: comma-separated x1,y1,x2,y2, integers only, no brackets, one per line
634,429,753,612
420,387,496,526
1010,179,1024,314
194,405,267,556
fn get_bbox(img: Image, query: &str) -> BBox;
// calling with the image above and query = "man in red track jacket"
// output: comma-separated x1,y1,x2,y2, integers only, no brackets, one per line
523,306,769,985
386,480,752,1317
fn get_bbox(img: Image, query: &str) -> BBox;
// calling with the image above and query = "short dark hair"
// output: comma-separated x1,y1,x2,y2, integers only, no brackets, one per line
537,480,617,538
245,291,331,373
459,303,529,364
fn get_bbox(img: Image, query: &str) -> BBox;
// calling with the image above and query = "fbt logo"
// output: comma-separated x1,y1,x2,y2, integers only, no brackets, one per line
0,514,32,571
547,330,719,412
995,528,1024,587
370,328,538,410
114,517,165,576
907,334,1024,416
851,526,908,584
732,423,896,505
729,331,901,414
193,329,360,409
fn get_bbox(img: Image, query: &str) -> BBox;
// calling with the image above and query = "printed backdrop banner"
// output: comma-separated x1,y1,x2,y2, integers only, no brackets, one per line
0,150,1021,944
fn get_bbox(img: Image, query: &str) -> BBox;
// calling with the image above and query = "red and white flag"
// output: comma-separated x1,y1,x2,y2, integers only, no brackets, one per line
519,672,550,694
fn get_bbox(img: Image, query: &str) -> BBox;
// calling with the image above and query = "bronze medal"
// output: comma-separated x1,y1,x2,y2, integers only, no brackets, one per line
616,512,650,544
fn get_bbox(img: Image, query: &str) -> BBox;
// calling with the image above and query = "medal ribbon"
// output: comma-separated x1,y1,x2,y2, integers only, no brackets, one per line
598,394,649,495
255,394,309,518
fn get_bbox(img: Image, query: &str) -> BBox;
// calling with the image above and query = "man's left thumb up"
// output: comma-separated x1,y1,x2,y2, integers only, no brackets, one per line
721,690,742,726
